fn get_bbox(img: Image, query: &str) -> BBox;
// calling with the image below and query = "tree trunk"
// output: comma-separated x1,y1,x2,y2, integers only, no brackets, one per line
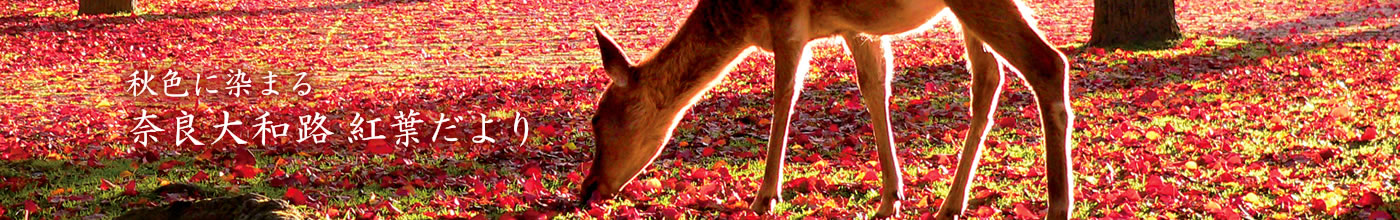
78,0,137,15
1087,0,1182,47
115,193,305,220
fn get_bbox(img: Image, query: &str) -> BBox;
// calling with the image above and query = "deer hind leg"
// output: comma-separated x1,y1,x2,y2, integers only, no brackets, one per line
935,29,1006,220
943,0,1076,218
843,32,905,218
752,27,813,214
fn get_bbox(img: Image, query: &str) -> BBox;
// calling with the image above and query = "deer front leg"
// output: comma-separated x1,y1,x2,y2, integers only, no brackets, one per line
945,0,1076,218
936,31,1005,219
752,32,812,214
843,33,905,218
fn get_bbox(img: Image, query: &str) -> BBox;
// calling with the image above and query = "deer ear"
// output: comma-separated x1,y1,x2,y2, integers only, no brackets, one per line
594,25,634,87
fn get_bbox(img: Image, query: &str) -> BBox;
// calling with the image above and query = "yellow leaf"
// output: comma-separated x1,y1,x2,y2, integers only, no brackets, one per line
1124,131,1141,140
1243,193,1261,206
642,178,661,190
120,170,135,178
1329,105,1352,119
1185,161,1198,170
1325,192,1345,210
1145,131,1161,140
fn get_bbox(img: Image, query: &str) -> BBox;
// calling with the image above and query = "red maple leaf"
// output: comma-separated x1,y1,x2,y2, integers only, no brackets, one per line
1357,192,1382,207
122,181,138,196
522,178,544,193
1013,203,1038,219
536,125,557,136
190,170,209,182
285,187,309,205
234,148,256,166
24,199,38,213
1358,127,1378,141
1134,90,1159,106
1368,210,1394,220
234,164,262,179
366,140,394,155
100,179,115,191
158,160,186,171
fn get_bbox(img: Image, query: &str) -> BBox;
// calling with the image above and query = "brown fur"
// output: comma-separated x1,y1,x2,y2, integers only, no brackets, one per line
585,0,1075,218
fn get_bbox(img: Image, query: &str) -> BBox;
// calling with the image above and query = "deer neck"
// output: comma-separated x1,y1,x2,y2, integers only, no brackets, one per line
632,14,753,113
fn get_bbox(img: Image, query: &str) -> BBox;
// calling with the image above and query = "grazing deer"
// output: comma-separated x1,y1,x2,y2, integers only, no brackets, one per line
580,0,1074,218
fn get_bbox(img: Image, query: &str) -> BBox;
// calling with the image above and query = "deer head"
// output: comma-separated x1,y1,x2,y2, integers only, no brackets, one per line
579,26,676,205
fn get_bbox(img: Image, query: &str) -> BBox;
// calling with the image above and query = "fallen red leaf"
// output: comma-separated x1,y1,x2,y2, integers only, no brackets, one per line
100,179,115,191
158,160,186,171
285,187,309,205
1357,192,1382,207
366,140,394,155
122,181,138,196
190,170,209,182
24,199,37,213
1013,203,1038,219
1135,90,1159,106
1368,210,1394,220
234,164,262,179
1358,127,1378,141
234,148,256,166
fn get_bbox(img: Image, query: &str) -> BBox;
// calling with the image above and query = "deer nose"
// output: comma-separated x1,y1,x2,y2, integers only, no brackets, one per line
577,188,596,208
578,175,602,207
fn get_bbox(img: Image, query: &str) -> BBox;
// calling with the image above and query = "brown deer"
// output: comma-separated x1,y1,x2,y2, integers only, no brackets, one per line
580,0,1075,218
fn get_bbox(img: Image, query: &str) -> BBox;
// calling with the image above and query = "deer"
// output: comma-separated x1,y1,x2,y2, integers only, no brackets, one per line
579,0,1075,218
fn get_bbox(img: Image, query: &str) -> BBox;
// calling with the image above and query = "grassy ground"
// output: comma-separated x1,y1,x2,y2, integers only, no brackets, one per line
1,0,1399,219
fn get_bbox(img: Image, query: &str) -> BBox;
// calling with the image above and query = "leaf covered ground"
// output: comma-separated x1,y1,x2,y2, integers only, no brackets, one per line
1,0,1399,219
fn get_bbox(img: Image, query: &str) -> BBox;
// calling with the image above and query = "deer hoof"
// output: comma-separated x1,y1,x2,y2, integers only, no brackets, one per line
750,194,780,214
870,201,900,219
934,208,961,220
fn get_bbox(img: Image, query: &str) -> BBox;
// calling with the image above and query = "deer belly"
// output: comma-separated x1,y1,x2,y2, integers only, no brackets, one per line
849,0,948,35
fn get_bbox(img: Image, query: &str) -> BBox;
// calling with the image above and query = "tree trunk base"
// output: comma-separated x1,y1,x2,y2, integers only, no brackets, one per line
78,0,137,15
1087,0,1182,48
